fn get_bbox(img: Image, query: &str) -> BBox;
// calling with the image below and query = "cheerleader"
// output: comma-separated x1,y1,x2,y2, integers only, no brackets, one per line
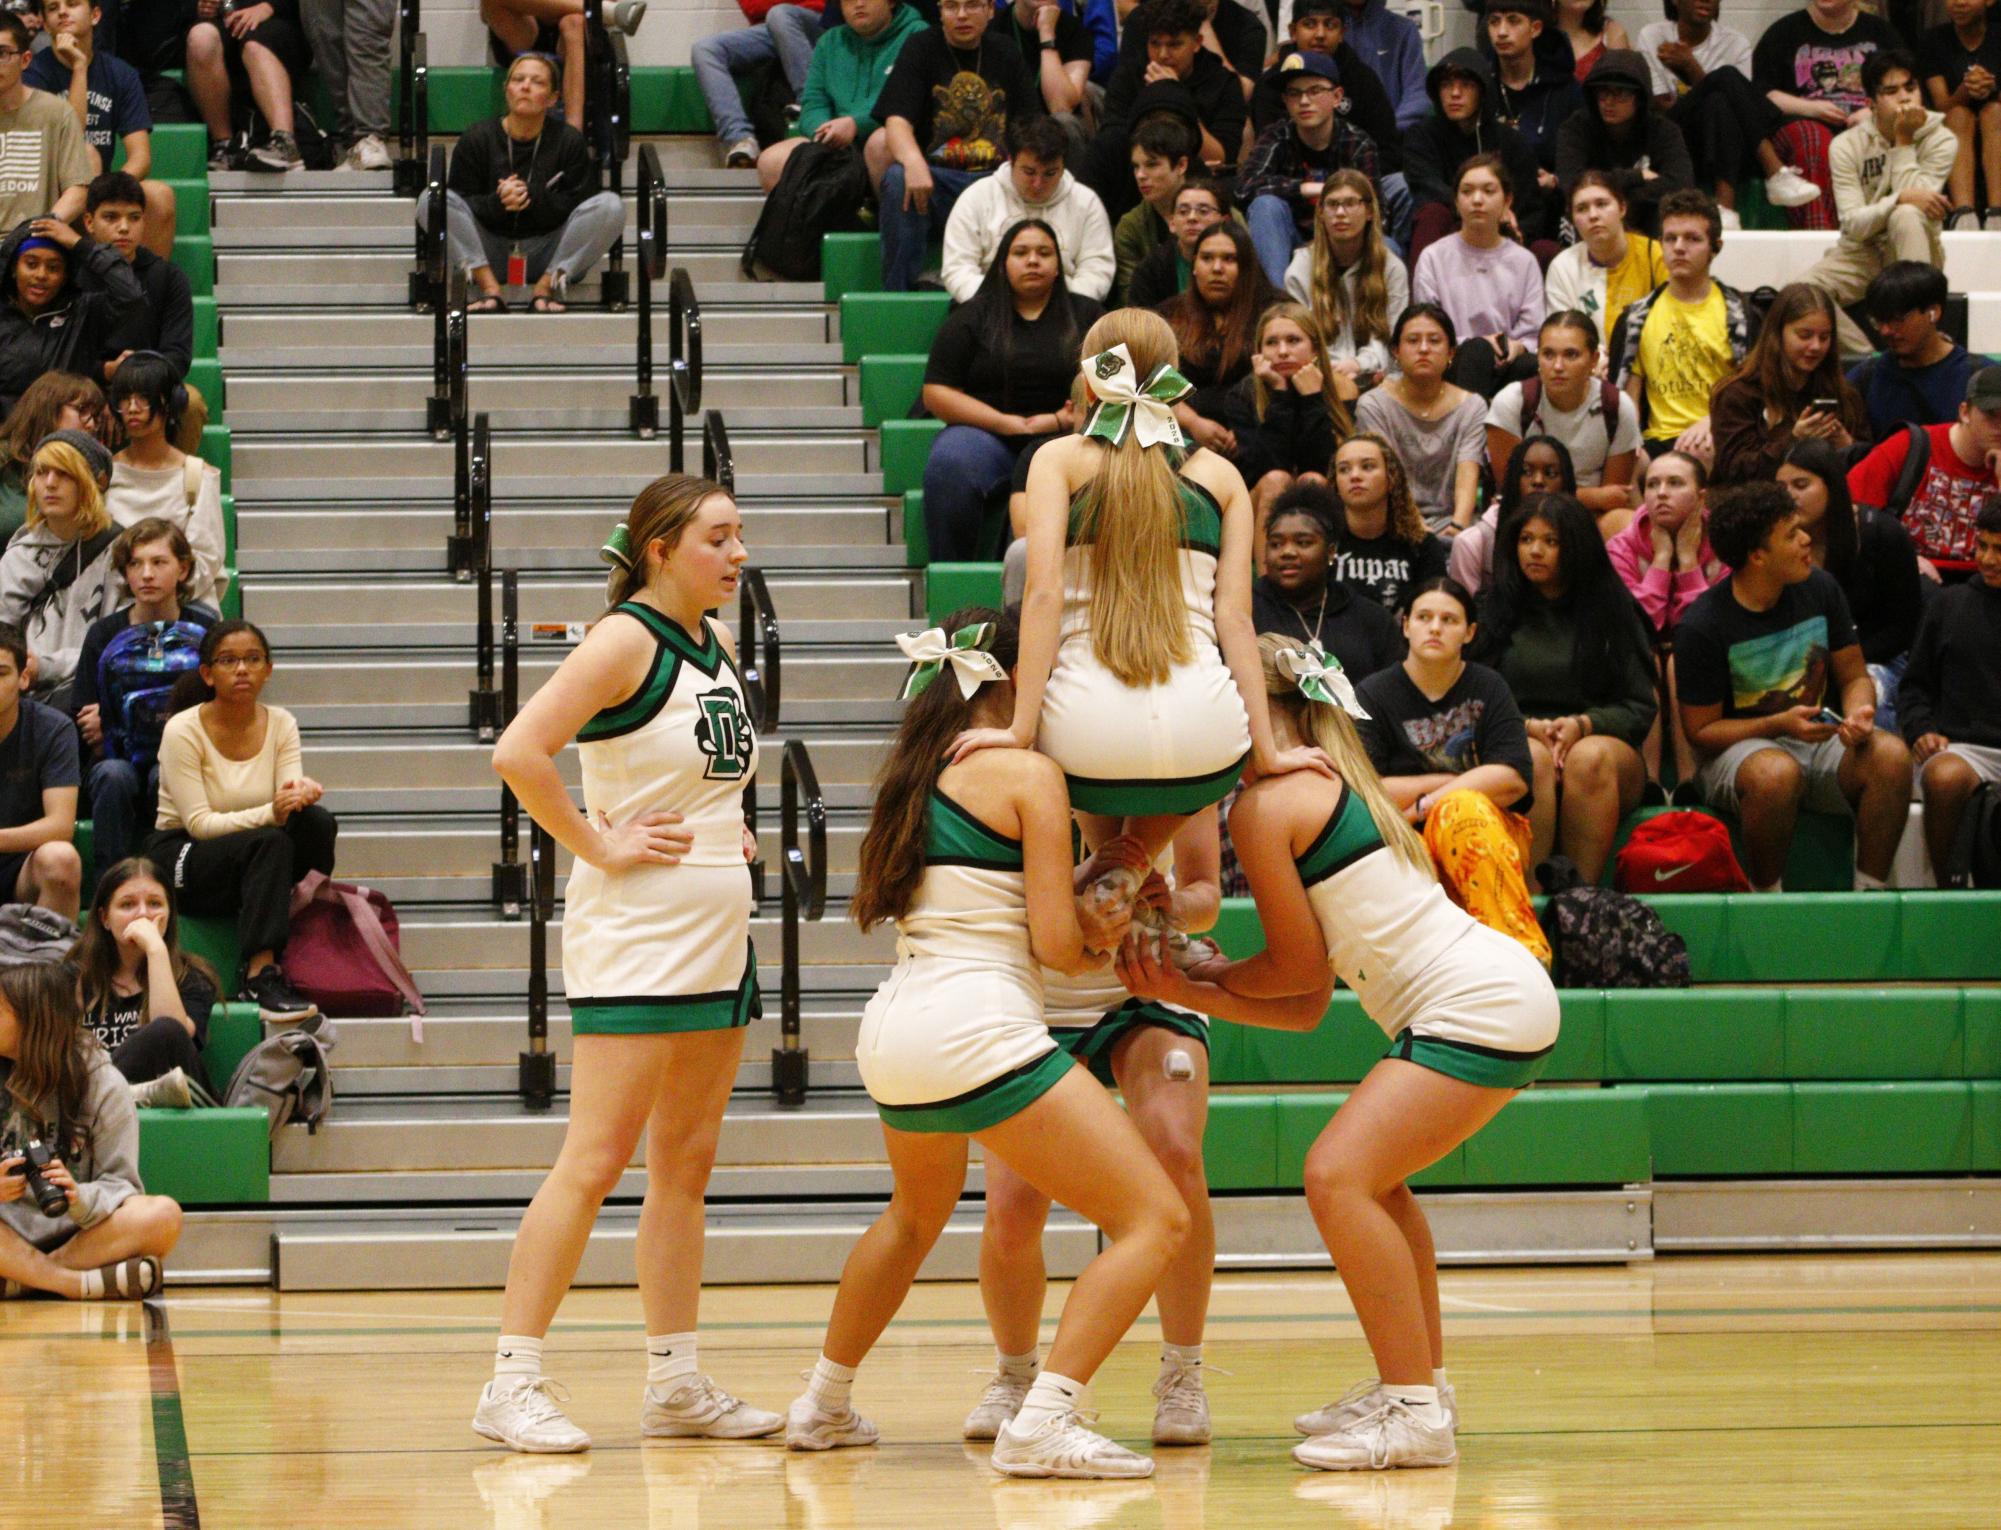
785,608,1190,1480
1117,633,1560,1472
474,474,780,1453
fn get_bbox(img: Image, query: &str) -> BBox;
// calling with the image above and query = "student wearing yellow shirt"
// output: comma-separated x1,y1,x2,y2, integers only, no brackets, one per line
1542,171,1667,349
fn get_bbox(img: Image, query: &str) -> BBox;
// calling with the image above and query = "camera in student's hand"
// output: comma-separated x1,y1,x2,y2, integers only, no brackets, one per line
10,1141,70,1219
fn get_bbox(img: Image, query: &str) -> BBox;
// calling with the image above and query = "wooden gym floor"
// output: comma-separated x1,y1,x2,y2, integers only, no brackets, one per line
7,1253,1999,1529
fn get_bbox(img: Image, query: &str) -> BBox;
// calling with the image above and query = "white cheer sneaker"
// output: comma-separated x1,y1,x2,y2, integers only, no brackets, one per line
473,1376,591,1454
963,1372,1032,1441
1295,1378,1457,1436
1150,1360,1211,1445
641,1374,783,1438
1291,1396,1457,1472
991,1409,1154,1479
784,1393,880,1451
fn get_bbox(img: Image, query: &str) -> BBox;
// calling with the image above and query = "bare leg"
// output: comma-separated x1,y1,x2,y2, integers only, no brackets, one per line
50,1196,183,1269
241,42,296,134
1379,1183,1444,1368
559,12,586,127
633,1027,749,1336
1073,811,1195,869
758,135,807,193
16,840,81,921
1556,735,1645,884
0,1223,87,1297
1526,736,1558,871
1838,730,1915,883
1947,104,1978,211
141,180,179,259
1920,752,1980,878
185,24,232,142
819,1129,970,1367
1980,102,2001,207
1110,1025,1212,1349
979,1154,1054,1358
1732,749,1804,888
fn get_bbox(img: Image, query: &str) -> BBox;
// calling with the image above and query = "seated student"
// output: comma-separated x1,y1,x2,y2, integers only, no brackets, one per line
1215,301,1352,536
1160,220,1274,453
74,856,222,1105
1474,490,1656,880
1901,499,2001,877
24,0,174,255
1637,0,1821,227
1236,49,1380,286
1678,479,1914,892
921,218,1102,561
1486,310,1642,527
1484,0,1583,185
1354,574,1547,955
0,371,105,546
940,116,1115,303
1112,116,1195,301
1354,304,1487,535
0,431,122,709
1251,0,1401,185
80,174,204,453
1405,48,1552,265
1553,0,1625,81
1709,282,1869,487
1544,173,1667,351
0,620,83,918
1609,189,1754,465
1127,173,1230,310
1282,167,1405,385
144,619,329,1023
1753,0,1900,232
480,0,645,130
1412,153,1544,399
870,0,1039,291
992,0,1098,158
1553,49,1694,237
1848,364,2001,580
1802,50,1959,358
186,0,314,171
105,354,225,608
72,519,215,877
1329,430,1450,609
756,0,926,193
1452,430,1574,596
0,216,142,419
1923,0,2001,228
692,1,827,168
298,0,398,171
0,11,93,232
1847,261,1991,441
1253,482,1404,679
0,960,181,1301
1334,0,1430,133
1082,0,1247,221
1778,439,1922,733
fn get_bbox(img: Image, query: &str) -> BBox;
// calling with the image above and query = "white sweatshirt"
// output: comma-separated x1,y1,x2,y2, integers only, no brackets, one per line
106,453,228,610
938,164,1117,304
1829,110,1959,253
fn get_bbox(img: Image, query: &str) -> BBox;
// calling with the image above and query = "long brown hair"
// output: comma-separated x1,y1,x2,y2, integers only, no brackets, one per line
1162,222,1272,382
603,473,729,612
72,858,220,1024
1072,308,1196,686
1256,632,1432,876
1336,432,1428,546
0,372,106,471
852,607,1021,932
1,961,97,1129
1305,169,1393,360
1716,282,1866,435
1251,301,1353,441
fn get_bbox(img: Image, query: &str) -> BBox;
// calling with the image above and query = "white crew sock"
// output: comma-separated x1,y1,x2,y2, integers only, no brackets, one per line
1384,1382,1446,1429
1853,868,1888,892
807,1355,857,1413
1432,1366,1450,1393
495,1334,543,1382
997,1347,1041,1382
1012,1370,1087,1434
1752,878,1784,895
1160,1341,1203,1372
646,1331,698,1391
77,1266,104,1299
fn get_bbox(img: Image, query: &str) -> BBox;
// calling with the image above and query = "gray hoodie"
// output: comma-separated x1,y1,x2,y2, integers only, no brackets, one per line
0,518,124,701
0,1044,142,1251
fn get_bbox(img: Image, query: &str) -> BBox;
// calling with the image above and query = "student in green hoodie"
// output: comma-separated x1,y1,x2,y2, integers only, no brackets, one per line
756,0,927,191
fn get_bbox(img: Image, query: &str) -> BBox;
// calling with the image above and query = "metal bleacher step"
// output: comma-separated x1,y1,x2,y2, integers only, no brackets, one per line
218,308,836,361
394,908,893,974
338,816,868,884
217,247,817,300
211,186,761,237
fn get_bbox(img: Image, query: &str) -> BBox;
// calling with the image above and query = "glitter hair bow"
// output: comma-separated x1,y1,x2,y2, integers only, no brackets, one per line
1275,644,1370,720
897,622,1006,700
1079,343,1193,452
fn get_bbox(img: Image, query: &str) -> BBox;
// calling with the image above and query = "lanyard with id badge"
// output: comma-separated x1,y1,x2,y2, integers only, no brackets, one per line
507,128,543,285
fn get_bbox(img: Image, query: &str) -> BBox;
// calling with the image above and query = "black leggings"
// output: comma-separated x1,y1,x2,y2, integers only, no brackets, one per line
145,805,339,961
1447,337,1538,401
112,1017,217,1097
1670,67,1785,192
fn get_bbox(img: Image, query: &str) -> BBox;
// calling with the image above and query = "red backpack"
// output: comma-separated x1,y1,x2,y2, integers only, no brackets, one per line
1614,811,1750,895
284,873,427,1036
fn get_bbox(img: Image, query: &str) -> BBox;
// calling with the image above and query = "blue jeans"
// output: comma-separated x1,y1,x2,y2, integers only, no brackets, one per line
89,757,159,876
1869,653,1909,738
1247,193,1301,287
879,163,983,291
415,189,626,285
923,426,1022,563
689,4,825,146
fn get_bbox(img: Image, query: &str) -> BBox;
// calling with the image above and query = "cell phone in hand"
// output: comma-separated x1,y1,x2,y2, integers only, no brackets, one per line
1809,398,1838,414
1815,706,1845,726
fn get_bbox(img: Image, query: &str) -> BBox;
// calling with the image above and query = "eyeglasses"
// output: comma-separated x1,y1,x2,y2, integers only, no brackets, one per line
208,653,268,670
1283,85,1336,100
0,48,24,63
1323,196,1368,212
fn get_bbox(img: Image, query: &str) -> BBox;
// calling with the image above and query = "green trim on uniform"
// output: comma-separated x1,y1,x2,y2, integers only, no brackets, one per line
1392,1030,1552,1090
1059,999,1208,1087
1296,787,1385,887
876,1046,1075,1134
579,645,680,742
618,602,727,677
571,945,762,1034
926,789,1024,869
1065,752,1246,816
1066,476,1222,559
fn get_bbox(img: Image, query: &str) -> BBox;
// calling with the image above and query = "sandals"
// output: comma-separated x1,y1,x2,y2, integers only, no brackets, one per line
467,292,508,314
86,1256,163,1300
530,293,568,313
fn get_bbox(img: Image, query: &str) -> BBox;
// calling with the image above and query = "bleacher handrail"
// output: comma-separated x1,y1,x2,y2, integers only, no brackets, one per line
412,142,446,310
630,143,669,435
394,4,427,196
520,810,557,1110
664,268,703,466
468,413,500,737
429,257,466,441
492,567,527,919
771,739,826,1107
702,408,734,496
737,566,780,732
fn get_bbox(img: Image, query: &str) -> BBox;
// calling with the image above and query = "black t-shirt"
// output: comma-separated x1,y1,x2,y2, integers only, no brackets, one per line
1918,22,2001,96
1251,575,1406,682
1753,11,1901,115
1000,8,1094,111
0,698,81,834
874,28,1042,172
1114,0,1267,80
1675,567,1860,719
923,295,1106,415
88,964,215,1053
1354,660,1535,815
1332,526,1451,613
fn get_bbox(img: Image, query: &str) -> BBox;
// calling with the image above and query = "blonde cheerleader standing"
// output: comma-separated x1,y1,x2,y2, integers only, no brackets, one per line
1119,634,1561,1473
475,474,781,1453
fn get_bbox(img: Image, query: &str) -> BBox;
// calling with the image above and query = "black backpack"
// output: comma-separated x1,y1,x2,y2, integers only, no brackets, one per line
1943,782,2001,889
741,139,869,282
1537,856,1693,989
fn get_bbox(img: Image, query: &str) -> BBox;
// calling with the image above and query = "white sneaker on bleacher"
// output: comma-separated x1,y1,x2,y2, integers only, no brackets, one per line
1765,168,1822,208
641,1374,783,1438
991,1409,1154,1479
473,1376,591,1453
1295,1378,1457,1436
1291,1397,1456,1471
963,1372,1032,1440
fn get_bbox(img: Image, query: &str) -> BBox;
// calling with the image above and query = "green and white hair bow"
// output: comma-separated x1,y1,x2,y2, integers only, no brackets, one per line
897,622,1006,700
1276,644,1371,720
1080,342,1193,452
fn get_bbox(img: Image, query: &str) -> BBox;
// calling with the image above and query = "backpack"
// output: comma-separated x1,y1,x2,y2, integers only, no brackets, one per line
0,905,78,967
1943,781,2001,889
1854,422,1932,516
97,619,207,770
740,138,869,282
1613,811,1750,895
1537,855,1692,988
283,873,426,1032
225,1014,336,1136
1517,375,1624,453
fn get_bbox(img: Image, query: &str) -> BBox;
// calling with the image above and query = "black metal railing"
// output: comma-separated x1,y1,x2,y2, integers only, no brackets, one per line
394,0,428,195
492,569,527,918
738,568,778,908
467,415,500,731
582,0,630,309
659,267,701,448
771,740,826,1107
702,409,735,497
411,142,446,310
520,815,557,1109
429,263,466,440
630,143,670,435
